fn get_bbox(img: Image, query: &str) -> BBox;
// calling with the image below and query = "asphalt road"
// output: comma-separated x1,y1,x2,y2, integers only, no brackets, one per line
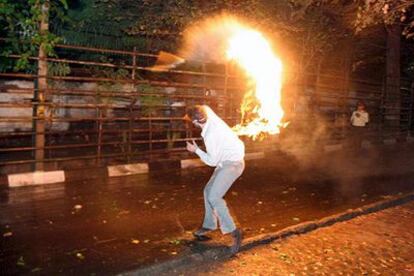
1,144,414,275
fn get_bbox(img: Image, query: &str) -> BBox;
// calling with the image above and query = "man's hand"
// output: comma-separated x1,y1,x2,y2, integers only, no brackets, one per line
186,140,198,153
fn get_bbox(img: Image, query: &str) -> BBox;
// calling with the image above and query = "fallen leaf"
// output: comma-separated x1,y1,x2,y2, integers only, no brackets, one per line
257,201,263,205
231,191,238,196
271,224,277,227
16,256,25,266
118,210,130,216
292,217,300,222
170,239,181,245
279,253,289,261
131,239,140,244
144,239,150,243
76,252,85,260
144,200,151,204
3,232,13,237
171,251,177,255
74,204,83,210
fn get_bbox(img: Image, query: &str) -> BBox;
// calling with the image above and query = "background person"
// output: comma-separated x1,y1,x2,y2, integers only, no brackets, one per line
350,101,369,149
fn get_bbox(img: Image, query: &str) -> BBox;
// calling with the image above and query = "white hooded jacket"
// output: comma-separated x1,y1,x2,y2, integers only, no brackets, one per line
195,106,245,167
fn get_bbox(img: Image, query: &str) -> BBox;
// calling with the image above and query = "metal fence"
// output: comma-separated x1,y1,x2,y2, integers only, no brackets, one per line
0,41,413,174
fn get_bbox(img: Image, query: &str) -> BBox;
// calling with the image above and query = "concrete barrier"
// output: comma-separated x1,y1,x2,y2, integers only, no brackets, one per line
323,144,343,152
8,170,65,187
107,163,149,177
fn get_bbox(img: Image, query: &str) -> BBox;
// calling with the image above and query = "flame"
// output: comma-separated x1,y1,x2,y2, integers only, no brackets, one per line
181,16,286,139
226,24,285,139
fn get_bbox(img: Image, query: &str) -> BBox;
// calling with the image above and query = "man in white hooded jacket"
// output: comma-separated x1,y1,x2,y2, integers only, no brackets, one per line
186,105,245,255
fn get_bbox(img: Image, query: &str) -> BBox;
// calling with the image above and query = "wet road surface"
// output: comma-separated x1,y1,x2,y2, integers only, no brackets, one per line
1,144,414,275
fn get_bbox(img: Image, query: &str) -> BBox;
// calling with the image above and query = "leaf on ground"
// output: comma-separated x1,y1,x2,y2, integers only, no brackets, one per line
3,231,13,237
231,191,238,196
118,210,130,216
144,200,152,204
278,253,290,262
169,239,181,245
292,217,300,222
131,239,140,244
16,256,25,266
76,252,85,260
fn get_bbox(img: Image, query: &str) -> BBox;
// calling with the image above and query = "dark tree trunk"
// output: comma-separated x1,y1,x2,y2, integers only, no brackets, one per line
384,24,401,130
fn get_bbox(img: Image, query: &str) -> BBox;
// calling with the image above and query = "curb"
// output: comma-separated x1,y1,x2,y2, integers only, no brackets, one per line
3,137,413,187
3,151,266,188
121,192,414,276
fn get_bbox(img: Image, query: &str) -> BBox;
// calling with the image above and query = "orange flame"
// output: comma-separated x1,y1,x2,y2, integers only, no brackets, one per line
226,23,286,139
181,16,286,139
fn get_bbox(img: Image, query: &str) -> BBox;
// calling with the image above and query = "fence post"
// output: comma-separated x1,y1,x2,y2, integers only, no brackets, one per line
224,62,230,123
127,48,137,163
34,1,49,171
132,46,137,80
409,82,414,136
97,108,103,165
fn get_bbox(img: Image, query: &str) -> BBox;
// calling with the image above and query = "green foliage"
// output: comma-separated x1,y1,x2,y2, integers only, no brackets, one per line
48,61,71,76
354,0,414,38
137,84,164,117
0,0,68,72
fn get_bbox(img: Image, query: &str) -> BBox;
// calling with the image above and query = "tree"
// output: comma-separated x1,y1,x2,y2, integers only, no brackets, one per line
0,0,68,71
355,0,414,38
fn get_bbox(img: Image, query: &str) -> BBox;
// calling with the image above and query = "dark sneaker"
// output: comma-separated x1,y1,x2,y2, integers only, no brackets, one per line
230,228,242,255
193,227,213,241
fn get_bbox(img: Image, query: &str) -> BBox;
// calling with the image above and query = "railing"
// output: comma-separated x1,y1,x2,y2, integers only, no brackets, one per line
0,41,412,174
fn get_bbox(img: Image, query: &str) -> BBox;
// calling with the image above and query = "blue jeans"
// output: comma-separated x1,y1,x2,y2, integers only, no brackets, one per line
202,160,245,234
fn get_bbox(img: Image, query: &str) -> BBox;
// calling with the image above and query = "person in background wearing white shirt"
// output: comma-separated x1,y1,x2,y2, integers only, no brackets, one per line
185,105,245,255
350,101,369,149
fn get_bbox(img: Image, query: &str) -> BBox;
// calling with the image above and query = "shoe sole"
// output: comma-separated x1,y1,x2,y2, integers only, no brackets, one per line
193,234,212,242
230,232,242,255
